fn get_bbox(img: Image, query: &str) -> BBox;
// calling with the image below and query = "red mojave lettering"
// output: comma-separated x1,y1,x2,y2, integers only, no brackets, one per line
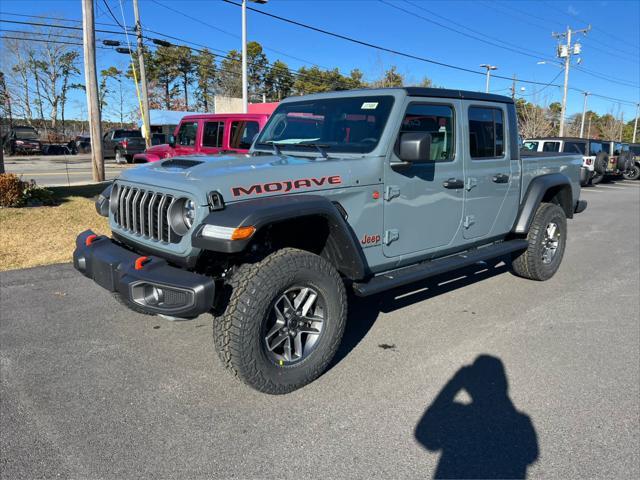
231,175,342,197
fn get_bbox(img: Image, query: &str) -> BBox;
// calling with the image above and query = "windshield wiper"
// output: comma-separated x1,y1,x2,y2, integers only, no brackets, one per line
260,141,284,156
299,142,331,159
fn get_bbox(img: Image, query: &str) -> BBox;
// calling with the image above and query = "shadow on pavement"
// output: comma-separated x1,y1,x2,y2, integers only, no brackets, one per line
331,258,510,368
49,182,112,203
415,355,539,479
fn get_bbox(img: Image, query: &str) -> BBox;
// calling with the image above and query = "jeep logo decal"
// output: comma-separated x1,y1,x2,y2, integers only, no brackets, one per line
231,176,342,197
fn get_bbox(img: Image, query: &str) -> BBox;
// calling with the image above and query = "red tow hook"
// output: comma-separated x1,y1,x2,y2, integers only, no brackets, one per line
85,234,98,246
134,256,151,270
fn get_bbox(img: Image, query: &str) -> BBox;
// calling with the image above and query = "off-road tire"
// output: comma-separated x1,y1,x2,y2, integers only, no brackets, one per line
594,152,608,175
590,172,604,185
623,163,640,181
213,248,347,394
511,202,567,281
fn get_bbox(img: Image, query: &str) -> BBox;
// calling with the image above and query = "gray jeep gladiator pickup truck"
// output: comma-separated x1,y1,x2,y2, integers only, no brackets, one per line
74,87,586,394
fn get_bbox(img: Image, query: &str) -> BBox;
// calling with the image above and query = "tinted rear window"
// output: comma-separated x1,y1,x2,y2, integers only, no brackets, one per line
114,130,142,138
563,141,586,155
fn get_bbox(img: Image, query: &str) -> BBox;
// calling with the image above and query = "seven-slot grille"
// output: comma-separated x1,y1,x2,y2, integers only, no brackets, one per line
113,184,178,243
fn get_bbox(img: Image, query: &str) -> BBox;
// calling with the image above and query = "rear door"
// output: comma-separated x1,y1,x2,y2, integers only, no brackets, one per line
229,120,261,153
382,99,464,257
199,120,226,155
173,120,199,156
463,103,518,240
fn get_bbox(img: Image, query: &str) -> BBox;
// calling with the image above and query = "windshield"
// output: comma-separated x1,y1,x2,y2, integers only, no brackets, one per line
14,128,38,139
114,130,142,139
255,95,395,154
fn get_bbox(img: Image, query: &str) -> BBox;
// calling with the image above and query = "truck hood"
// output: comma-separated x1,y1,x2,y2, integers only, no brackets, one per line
117,153,380,205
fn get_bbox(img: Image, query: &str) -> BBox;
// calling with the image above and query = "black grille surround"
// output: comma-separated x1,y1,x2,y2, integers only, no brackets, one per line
112,183,189,244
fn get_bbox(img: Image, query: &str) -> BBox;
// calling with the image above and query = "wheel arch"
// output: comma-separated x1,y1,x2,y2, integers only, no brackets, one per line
192,194,368,281
513,173,574,234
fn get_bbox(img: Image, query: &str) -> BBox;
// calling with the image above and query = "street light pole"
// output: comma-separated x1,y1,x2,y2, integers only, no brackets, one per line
241,0,248,113
241,1,267,114
133,0,152,149
480,64,497,93
580,91,590,138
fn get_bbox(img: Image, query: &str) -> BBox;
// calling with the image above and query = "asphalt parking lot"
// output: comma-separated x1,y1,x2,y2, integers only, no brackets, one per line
1,180,639,479
3,153,134,186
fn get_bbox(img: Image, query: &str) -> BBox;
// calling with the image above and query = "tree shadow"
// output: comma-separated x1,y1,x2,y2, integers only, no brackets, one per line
331,258,510,368
48,182,112,204
415,355,539,479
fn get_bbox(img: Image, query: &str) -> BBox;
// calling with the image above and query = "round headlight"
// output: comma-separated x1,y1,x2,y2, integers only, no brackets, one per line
183,199,195,228
168,197,196,237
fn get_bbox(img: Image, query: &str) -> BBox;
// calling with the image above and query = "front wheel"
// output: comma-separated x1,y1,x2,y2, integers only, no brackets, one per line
511,202,567,281
213,248,347,394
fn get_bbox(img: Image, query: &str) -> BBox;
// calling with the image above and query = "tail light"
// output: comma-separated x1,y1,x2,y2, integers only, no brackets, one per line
121,140,128,149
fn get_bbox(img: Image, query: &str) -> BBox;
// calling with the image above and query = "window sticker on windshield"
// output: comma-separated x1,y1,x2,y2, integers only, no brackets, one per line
361,102,378,110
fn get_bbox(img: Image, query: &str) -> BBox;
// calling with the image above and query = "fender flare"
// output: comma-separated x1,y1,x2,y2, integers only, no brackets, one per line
512,173,574,234
192,194,368,281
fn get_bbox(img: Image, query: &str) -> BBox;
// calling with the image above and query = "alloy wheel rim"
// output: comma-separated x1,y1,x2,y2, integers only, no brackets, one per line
263,286,325,364
542,222,560,264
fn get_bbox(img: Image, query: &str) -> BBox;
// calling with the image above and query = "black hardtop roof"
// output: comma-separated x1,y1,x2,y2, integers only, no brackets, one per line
403,87,514,104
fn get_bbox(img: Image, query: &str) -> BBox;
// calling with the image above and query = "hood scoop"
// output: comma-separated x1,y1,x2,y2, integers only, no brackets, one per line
160,158,204,170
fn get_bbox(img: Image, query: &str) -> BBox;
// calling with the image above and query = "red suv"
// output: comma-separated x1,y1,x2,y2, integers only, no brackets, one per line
133,113,271,163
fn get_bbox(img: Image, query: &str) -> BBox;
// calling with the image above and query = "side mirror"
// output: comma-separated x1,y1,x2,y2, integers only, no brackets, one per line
399,132,432,163
168,134,176,147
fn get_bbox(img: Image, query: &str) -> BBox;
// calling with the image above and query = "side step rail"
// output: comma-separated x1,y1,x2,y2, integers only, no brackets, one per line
353,239,529,297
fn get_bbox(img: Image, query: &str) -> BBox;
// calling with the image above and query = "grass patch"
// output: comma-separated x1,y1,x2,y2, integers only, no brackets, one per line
0,184,111,271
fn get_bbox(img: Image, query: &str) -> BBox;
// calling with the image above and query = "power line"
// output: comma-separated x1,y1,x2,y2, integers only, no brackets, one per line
0,11,128,29
0,35,111,49
102,0,125,30
221,0,638,105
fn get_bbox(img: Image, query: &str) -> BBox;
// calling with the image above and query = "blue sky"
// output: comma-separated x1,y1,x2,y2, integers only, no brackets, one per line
1,0,639,122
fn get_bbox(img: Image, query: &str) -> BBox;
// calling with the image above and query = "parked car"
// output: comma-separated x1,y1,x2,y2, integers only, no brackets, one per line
2,126,42,155
70,135,91,154
522,137,599,186
102,129,146,163
132,113,271,163
75,87,586,394
602,140,634,179
623,143,640,180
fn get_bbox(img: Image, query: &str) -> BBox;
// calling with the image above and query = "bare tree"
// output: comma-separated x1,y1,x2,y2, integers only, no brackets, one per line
599,111,623,140
2,37,33,124
518,102,553,139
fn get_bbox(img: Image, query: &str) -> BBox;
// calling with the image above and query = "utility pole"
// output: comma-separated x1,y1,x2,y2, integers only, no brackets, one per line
633,103,639,143
618,112,624,142
133,0,151,149
552,25,590,137
579,91,590,138
480,64,498,93
242,0,248,113
81,0,104,182
510,74,517,100
587,113,592,138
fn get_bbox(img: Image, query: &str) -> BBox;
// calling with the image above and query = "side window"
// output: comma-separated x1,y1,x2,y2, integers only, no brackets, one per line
563,141,586,155
589,142,603,156
398,103,455,162
230,121,260,149
522,141,539,151
468,106,505,159
202,121,224,147
177,121,198,146
542,142,560,152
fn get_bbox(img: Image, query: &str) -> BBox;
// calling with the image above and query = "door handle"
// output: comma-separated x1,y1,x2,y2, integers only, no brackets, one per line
442,178,465,189
492,173,509,183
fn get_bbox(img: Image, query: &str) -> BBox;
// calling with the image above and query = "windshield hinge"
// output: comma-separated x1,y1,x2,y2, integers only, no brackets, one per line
384,185,400,201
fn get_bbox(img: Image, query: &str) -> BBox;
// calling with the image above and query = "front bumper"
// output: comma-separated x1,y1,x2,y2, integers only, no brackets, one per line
73,230,214,318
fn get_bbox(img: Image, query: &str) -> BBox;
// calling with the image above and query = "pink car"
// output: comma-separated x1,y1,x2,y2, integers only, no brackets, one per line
133,112,272,163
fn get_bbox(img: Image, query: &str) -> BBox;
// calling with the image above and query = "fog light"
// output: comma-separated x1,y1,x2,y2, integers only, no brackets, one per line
143,285,164,306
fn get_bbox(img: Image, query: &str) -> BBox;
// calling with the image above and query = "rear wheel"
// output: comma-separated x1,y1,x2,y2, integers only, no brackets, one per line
213,248,347,394
623,164,640,181
511,203,567,281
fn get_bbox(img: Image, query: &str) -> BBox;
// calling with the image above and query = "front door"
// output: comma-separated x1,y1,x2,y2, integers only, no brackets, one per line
383,100,464,258
463,104,516,239
174,120,199,156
